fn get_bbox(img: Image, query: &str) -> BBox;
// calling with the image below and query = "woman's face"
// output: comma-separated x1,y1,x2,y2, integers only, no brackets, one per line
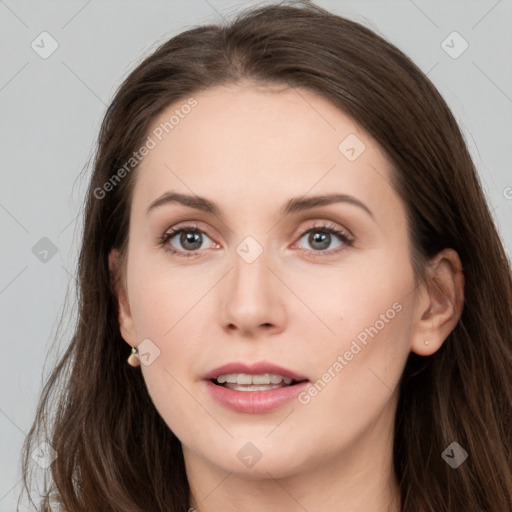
114,83,428,480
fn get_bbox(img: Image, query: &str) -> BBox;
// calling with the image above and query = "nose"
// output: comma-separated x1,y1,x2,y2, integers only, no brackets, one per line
219,243,286,338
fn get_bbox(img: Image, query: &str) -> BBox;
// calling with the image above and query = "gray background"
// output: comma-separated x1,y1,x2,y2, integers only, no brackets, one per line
1,0,511,509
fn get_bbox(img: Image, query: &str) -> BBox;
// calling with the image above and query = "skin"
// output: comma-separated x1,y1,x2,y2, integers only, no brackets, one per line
110,82,464,512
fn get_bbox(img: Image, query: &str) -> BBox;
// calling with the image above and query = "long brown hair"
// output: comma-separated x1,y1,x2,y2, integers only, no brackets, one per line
19,1,512,510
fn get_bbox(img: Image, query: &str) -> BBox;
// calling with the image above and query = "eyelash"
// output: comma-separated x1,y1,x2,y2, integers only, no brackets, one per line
158,222,354,258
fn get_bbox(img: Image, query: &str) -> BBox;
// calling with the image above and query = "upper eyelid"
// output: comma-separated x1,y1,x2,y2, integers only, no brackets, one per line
301,221,353,238
163,220,349,238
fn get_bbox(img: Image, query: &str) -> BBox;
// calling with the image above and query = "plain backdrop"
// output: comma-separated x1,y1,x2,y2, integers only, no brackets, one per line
1,0,511,509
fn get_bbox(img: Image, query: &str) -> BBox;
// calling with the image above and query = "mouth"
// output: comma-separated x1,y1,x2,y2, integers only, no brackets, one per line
211,372,306,392
203,362,310,413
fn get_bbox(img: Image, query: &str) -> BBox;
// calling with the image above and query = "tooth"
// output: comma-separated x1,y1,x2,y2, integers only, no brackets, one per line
215,373,295,386
237,374,253,385
252,374,271,384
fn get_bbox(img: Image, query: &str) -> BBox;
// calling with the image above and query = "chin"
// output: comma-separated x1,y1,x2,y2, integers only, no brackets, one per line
198,437,311,478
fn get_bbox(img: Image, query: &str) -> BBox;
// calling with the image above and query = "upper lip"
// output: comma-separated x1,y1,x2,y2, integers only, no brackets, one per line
203,361,309,382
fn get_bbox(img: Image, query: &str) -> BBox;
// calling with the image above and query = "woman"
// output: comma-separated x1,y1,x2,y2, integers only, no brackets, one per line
20,1,512,510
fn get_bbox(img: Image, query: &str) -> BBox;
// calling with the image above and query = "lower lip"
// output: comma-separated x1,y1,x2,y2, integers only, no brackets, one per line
205,380,309,414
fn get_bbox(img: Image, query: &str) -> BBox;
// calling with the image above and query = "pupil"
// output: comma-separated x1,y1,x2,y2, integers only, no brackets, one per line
310,231,330,250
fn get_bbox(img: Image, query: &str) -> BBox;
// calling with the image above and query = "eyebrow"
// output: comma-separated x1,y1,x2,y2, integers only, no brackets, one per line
146,191,374,219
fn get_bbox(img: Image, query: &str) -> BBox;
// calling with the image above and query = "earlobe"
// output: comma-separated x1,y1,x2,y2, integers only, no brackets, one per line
109,249,137,348
410,248,465,356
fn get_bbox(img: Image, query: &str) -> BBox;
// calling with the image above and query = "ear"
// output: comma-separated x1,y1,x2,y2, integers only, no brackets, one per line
109,249,137,348
410,248,465,356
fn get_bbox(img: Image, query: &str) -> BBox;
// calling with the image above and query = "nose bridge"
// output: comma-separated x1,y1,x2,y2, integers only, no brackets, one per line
230,236,272,305
219,234,284,333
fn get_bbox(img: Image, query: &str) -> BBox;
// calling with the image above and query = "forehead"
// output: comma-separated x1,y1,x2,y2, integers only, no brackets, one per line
131,84,394,218
143,83,362,164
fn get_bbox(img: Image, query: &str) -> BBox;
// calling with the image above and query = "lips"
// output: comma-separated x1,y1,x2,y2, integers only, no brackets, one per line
203,361,310,414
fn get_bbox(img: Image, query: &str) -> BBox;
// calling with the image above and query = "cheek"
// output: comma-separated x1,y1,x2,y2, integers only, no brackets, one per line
292,292,413,454
299,255,413,342
294,251,415,400
127,267,207,436
126,247,213,342
125,248,216,376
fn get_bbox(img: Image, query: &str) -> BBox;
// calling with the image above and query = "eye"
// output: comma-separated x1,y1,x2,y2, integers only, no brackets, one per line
295,222,354,255
159,224,217,257
159,221,354,258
